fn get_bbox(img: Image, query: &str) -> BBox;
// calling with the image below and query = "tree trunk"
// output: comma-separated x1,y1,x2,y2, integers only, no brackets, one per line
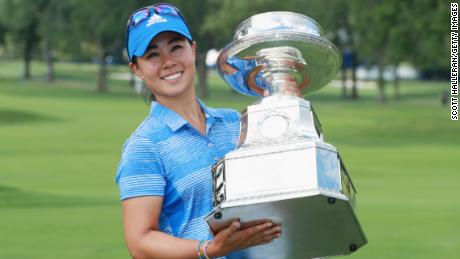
43,38,54,82
22,18,39,79
393,65,400,101
351,50,359,99
196,52,208,99
23,36,33,79
341,68,347,99
351,65,358,99
377,63,386,103
97,51,108,93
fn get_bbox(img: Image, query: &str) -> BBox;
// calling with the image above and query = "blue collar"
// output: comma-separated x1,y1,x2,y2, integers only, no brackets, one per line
149,99,224,132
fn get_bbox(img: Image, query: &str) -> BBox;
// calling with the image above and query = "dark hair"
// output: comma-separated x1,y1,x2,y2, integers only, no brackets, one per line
142,87,156,104
129,57,155,104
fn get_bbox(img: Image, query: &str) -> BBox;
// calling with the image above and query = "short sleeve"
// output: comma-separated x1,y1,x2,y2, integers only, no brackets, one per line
115,136,166,200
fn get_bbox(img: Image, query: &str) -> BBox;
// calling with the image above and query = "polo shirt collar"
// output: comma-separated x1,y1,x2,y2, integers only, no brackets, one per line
196,99,225,120
149,99,224,132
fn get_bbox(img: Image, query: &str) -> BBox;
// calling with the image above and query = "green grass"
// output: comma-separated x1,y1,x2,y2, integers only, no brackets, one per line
0,60,459,258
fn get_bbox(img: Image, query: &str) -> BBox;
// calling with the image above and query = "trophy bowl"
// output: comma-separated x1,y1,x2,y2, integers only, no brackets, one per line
217,11,341,96
207,12,367,259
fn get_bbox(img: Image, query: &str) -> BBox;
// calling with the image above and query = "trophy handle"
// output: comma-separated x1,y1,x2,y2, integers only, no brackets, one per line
247,65,265,96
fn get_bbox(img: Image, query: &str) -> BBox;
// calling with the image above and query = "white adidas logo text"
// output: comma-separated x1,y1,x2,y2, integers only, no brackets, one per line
146,14,167,27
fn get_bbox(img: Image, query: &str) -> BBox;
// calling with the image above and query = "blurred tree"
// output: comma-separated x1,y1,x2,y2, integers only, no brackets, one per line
374,0,438,101
37,0,74,82
0,23,5,45
402,1,449,79
0,0,76,82
70,0,143,92
349,0,449,103
203,0,293,48
330,0,359,99
381,0,421,101
348,0,395,103
0,0,45,79
285,0,360,99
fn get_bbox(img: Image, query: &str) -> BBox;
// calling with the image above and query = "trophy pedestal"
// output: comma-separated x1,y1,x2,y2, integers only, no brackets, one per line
206,97,366,258
206,140,366,258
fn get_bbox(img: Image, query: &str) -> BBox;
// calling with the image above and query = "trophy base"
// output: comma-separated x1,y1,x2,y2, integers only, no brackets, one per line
207,194,364,259
206,140,367,258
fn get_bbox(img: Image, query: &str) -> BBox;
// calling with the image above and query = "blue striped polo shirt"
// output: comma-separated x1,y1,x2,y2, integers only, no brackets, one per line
115,99,240,242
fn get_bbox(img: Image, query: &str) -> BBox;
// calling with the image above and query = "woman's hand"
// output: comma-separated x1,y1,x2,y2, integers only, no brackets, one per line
205,219,282,257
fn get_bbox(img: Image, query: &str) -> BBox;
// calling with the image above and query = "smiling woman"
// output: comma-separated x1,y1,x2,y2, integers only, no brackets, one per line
129,33,198,106
115,3,282,259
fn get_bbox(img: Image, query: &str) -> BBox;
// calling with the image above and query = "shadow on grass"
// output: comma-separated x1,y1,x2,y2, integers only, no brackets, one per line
0,185,116,208
0,109,62,125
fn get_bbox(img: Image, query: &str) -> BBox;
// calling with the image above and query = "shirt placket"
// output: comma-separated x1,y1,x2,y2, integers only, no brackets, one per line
204,114,221,162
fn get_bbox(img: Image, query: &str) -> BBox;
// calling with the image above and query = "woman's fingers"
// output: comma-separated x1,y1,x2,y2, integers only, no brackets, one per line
242,222,273,237
238,222,282,247
263,225,282,236
211,220,282,256
241,226,282,248
227,221,241,236
247,225,281,244
207,220,243,257
240,219,272,229
216,220,241,241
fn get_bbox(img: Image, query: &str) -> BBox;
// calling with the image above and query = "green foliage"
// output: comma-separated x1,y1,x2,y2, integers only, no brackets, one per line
202,0,299,47
0,0,450,93
201,0,349,48
36,0,75,58
0,0,43,34
402,0,450,70
167,0,217,52
0,0,43,52
70,0,136,56
0,0,450,69
0,20,6,44
348,0,449,69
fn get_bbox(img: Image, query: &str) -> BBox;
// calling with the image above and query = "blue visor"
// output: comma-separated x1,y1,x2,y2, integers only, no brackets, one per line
127,11,192,61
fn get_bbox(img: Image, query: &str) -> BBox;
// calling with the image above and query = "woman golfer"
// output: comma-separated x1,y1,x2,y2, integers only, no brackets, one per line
115,4,297,258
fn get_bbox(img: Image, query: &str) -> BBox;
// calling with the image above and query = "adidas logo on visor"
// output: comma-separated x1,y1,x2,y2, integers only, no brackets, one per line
146,14,167,27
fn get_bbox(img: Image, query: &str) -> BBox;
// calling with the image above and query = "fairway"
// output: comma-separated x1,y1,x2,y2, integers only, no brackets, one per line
0,61,459,258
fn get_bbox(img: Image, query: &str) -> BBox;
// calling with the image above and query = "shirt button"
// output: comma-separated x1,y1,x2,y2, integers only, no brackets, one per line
208,143,213,148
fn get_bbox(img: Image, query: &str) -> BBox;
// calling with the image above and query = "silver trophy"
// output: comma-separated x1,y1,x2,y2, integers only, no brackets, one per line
206,12,367,258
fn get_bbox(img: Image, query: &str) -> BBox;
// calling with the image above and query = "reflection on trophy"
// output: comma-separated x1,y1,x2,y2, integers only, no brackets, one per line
206,12,367,258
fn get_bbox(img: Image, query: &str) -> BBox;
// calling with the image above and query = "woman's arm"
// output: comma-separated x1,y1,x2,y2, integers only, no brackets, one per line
122,196,281,259
123,196,198,259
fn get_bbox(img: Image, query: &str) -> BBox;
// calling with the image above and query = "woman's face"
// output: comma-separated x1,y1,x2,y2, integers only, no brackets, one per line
131,32,196,101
